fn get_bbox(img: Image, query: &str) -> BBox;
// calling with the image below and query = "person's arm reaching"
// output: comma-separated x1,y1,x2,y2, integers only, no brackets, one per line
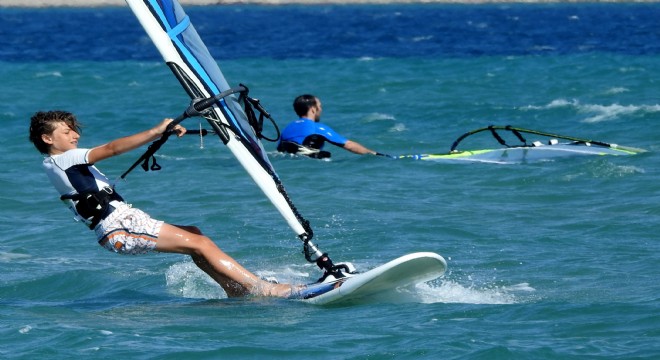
343,140,377,155
88,119,186,163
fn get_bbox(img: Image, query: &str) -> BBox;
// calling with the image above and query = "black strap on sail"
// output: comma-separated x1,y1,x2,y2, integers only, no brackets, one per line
488,125,507,147
121,85,283,179
506,125,528,144
488,125,528,148
121,86,247,179
239,84,280,143
184,85,281,143
450,125,553,152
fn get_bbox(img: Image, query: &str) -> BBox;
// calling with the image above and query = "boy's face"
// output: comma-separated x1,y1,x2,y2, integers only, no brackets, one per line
42,121,80,155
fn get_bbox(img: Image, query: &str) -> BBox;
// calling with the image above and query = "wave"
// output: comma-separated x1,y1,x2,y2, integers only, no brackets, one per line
34,71,62,78
363,112,396,122
523,99,660,123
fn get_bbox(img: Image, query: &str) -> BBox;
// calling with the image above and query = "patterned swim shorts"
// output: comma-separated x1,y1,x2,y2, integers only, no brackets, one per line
95,203,163,255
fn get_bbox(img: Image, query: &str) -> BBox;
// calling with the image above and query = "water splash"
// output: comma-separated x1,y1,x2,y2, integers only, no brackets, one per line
165,262,226,300
166,260,535,305
414,280,535,305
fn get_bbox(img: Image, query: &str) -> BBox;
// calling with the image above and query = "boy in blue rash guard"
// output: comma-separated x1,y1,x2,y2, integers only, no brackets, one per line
277,94,378,159
29,110,298,298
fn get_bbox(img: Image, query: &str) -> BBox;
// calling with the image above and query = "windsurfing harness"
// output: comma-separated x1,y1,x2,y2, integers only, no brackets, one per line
61,187,123,229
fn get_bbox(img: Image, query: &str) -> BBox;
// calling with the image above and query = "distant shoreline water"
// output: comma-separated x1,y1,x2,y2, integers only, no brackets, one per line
2,0,659,8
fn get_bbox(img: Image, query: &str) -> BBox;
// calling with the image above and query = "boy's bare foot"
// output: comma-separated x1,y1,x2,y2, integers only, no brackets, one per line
261,283,305,298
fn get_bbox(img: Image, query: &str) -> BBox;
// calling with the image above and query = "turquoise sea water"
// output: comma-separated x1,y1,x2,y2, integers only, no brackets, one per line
2,3,660,359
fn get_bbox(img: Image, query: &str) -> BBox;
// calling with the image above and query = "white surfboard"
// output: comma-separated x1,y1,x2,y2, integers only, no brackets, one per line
291,252,447,305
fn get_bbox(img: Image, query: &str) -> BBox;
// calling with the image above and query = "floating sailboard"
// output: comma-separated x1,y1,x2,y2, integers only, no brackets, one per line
123,0,445,297
399,125,646,164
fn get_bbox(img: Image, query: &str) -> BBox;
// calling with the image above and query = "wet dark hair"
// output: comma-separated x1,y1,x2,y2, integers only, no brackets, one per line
29,110,82,154
293,94,318,117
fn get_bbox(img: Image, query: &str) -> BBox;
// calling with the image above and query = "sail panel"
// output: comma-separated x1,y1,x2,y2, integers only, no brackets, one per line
145,0,268,167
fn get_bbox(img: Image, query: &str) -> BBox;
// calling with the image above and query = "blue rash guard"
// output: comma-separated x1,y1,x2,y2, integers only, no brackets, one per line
277,118,348,158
